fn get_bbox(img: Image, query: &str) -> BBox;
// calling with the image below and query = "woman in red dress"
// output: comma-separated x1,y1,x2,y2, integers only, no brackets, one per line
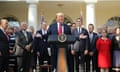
96,29,112,72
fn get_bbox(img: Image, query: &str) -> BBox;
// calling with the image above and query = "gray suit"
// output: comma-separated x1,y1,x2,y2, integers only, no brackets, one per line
16,30,33,72
72,27,89,72
72,28,89,52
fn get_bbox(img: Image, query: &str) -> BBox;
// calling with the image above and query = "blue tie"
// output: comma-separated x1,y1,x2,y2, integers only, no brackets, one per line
89,33,93,43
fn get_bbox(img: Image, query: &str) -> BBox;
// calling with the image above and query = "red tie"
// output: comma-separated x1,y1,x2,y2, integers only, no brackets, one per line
4,31,9,40
58,23,62,35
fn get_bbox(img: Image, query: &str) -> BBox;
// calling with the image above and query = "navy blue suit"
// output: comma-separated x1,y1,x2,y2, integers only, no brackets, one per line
66,44,74,72
86,32,99,72
0,29,9,71
72,28,89,72
47,23,71,71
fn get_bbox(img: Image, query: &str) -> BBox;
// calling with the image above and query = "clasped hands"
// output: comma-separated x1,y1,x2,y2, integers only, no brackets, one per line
25,45,31,52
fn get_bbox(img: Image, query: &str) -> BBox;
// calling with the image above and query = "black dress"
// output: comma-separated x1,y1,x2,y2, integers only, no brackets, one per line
112,35,120,67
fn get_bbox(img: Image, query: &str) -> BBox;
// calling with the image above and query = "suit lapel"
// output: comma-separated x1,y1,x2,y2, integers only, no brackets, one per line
91,33,96,44
20,30,28,42
26,32,29,42
39,30,42,35
0,29,8,41
81,28,84,33
21,31,26,39
55,23,58,34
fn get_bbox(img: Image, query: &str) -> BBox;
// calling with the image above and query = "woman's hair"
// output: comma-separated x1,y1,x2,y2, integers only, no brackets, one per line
115,27,120,31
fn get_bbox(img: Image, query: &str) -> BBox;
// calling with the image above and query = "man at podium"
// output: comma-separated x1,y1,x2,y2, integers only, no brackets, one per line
47,12,71,72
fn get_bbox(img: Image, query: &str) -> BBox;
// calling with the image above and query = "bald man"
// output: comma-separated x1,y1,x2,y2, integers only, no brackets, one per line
48,12,71,72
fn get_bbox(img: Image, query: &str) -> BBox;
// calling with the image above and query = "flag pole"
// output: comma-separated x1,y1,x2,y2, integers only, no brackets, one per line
80,8,84,28
39,10,44,30
80,8,83,24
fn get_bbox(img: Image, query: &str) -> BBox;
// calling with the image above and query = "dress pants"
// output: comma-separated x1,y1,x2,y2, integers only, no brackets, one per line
66,48,74,72
0,56,8,72
86,52,100,72
39,50,50,65
50,47,58,72
22,51,32,72
75,51,85,72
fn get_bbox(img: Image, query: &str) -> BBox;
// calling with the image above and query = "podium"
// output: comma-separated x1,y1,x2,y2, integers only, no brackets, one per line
48,35,75,47
48,34,75,72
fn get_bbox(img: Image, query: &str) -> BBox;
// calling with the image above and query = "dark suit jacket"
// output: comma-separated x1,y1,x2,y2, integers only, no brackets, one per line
72,28,89,52
0,29,9,57
16,30,33,52
34,30,48,54
47,22,71,48
88,32,98,53
112,35,120,51
47,23,71,35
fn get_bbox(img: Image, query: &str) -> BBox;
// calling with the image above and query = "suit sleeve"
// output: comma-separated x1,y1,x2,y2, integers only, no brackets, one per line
68,26,71,34
85,29,89,50
28,32,33,49
93,35,98,52
47,25,52,35
16,32,25,49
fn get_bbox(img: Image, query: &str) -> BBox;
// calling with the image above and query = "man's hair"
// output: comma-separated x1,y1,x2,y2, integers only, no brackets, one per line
88,23,94,28
56,12,64,18
56,12,64,16
72,22,76,25
76,17,83,22
20,21,27,26
76,18,80,21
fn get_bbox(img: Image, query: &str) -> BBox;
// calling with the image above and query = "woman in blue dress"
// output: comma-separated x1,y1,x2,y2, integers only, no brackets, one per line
112,27,120,71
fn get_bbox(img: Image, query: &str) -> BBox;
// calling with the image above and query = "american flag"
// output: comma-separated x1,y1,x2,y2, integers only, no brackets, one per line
80,8,83,24
39,14,44,29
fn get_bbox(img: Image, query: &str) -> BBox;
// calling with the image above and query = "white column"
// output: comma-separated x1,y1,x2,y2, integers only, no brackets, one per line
27,0,38,31
85,0,97,31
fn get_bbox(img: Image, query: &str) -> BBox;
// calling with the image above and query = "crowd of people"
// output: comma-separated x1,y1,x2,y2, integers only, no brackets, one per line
0,12,120,72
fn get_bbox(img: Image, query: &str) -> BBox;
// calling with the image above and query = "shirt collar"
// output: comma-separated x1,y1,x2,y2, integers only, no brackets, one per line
42,29,47,32
0,26,4,32
57,22,63,25
89,32,93,36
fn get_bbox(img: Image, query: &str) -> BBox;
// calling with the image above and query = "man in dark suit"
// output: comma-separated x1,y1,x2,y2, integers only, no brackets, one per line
34,22,50,68
16,22,33,72
0,18,9,72
66,23,76,72
47,12,71,72
86,24,99,72
72,18,89,72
